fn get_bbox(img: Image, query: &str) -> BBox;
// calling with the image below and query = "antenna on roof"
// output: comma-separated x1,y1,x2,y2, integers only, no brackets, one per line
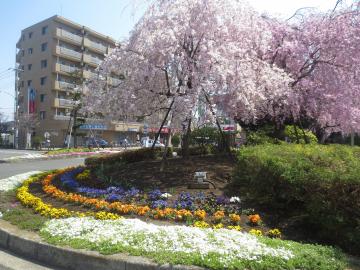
58,0,63,16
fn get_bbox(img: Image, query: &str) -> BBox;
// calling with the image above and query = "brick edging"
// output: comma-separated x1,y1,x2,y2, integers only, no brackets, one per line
0,220,203,270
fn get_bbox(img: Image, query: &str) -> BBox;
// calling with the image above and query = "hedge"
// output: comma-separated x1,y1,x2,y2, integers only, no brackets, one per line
85,148,166,168
85,145,222,168
234,144,360,255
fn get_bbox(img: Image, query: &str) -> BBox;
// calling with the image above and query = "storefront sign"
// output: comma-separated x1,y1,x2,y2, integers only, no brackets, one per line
128,128,138,132
149,127,170,134
221,125,236,132
80,124,107,130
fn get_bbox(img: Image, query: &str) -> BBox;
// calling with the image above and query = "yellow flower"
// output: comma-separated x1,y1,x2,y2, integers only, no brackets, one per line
95,211,120,220
249,229,263,236
267,228,281,238
227,225,242,231
193,221,210,228
213,223,224,229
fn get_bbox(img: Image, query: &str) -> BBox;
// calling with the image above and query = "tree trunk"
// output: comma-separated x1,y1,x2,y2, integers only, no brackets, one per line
160,128,171,172
298,120,309,144
203,92,231,154
152,98,175,149
182,118,192,159
293,125,300,143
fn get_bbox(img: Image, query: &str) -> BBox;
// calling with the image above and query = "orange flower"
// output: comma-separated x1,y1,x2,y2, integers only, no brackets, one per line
213,210,225,222
229,213,241,224
194,209,206,220
249,214,261,225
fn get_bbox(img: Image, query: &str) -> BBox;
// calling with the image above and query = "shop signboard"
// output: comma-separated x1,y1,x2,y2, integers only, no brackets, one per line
79,124,107,130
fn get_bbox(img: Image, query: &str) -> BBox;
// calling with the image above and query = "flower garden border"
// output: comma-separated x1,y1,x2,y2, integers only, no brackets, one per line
0,219,203,270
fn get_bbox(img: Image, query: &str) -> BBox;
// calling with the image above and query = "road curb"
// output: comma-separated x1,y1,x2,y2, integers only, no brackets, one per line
0,220,203,270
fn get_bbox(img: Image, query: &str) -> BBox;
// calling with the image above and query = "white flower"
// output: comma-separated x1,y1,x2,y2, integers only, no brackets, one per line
230,196,241,203
41,217,294,266
161,193,172,199
0,171,42,191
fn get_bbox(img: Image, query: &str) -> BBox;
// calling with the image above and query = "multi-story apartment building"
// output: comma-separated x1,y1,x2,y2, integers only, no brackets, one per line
15,15,144,148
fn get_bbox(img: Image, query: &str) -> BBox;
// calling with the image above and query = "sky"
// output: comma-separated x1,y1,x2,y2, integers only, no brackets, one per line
0,0,349,120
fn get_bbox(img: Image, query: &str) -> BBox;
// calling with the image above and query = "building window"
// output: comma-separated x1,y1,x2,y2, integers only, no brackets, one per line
41,59,47,68
28,32,33,39
27,80,32,86
41,42,47,52
42,26,48,35
40,94,45,102
20,81,24,87
40,111,46,120
21,65,24,71
21,34,25,41
28,64,32,70
40,76,47,85
28,48,33,54
21,50,24,57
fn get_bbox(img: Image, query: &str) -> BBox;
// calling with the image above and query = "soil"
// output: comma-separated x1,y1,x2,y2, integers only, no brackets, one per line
99,155,236,196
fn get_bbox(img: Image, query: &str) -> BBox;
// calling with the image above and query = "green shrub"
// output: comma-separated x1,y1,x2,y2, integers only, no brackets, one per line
171,134,180,147
245,125,282,145
76,169,91,182
191,127,220,146
284,125,318,144
234,144,360,255
32,136,43,149
86,148,158,168
187,145,211,156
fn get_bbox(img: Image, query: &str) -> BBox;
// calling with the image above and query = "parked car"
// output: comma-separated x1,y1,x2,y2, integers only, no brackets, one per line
141,137,165,148
86,138,109,148
118,138,134,147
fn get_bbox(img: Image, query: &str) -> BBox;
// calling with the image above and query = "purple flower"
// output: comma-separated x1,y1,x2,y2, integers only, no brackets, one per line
152,200,168,209
148,189,162,201
106,194,123,202
216,196,230,205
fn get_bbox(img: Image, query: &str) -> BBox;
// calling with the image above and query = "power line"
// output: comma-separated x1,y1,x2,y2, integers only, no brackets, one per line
0,68,11,76
0,73,15,81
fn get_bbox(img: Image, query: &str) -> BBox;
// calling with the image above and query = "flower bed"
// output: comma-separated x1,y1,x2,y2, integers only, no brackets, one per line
40,217,347,270
42,168,273,231
16,173,121,220
0,171,42,191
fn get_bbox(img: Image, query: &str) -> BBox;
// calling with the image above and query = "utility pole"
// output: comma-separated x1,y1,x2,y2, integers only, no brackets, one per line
11,67,23,149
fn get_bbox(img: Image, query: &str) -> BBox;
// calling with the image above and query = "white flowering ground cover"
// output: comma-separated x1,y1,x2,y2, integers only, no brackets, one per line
40,217,347,270
3,153,44,161
0,171,42,191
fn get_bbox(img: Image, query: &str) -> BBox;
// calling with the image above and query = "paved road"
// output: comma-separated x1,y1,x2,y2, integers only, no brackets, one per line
0,248,58,270
0,157,85,179
0,149,45,160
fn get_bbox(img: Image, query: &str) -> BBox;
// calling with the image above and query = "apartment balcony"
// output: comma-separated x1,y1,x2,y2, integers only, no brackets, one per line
84,38,107,54
55,28,82,45
55,63,80,74
54,98,76,108
54,80,79,91
16,51,22,63
108,47,115,54
83,70,99,80
55,46,82,61
108,77,122,86
83,54,102,67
